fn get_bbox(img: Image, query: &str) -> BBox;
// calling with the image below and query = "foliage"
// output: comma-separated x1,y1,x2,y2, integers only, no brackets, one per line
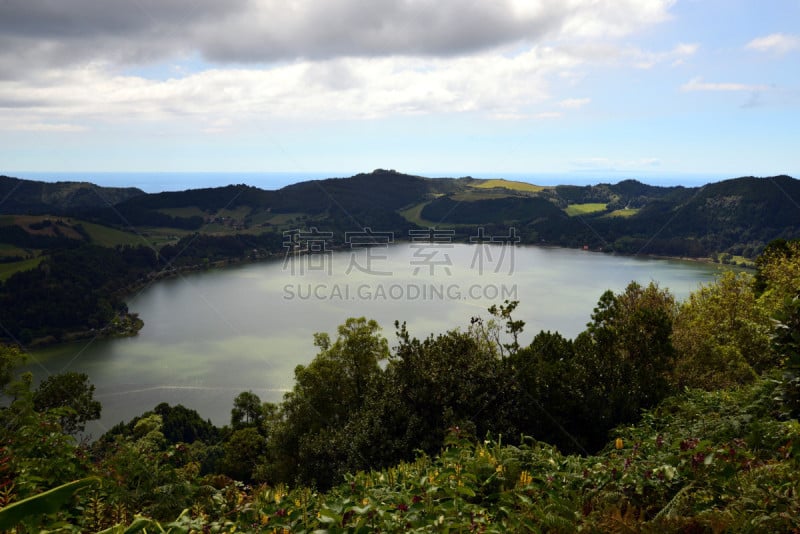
33,371,102,434
95,376,800,533
672,271,775,389
0,244,158,343
773,291,800,419
99,403,221,448
3,237,800,531
0,344,25,392
755,238,800,313
231,391,266,430
0,477,98,532
570,282,677,450
265,318,389,488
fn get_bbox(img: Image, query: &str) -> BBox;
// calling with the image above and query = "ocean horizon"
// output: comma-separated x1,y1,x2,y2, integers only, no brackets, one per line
8,170,735,193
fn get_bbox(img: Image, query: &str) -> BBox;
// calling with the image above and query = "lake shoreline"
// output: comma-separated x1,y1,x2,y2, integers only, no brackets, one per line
20,243,737,350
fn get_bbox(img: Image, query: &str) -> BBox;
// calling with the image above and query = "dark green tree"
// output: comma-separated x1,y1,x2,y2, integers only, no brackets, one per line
231,391,265,430
33,372,101,435
219,427,267,482
265,317,389,488
570,282,676,450
773,292,800,418
0,344,25,394
508,331,585,452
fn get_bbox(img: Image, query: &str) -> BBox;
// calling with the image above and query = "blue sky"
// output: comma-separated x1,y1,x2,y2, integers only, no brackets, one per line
0,0,798,186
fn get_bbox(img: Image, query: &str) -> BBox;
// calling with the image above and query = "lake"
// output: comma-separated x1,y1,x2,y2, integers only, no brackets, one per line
26,244,725,437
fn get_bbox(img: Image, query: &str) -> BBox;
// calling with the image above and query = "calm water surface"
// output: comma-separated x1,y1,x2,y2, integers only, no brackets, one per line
27,245,724,436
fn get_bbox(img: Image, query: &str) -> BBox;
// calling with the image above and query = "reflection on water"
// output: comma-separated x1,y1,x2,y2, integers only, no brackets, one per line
26,245,723,437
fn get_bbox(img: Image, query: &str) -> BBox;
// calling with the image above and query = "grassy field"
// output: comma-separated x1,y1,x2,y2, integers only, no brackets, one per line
564,203,607,216
216,206,252,220
398,201,438,227
0,256,44,281
450,190,514,201
471,178,547,192
80,221,145,247
0,214,85,239
0,243,28,258
158,206,207,218
603,208,640,218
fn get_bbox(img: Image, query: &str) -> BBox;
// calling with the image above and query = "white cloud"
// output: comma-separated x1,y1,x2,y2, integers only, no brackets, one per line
0,48,580,124
746,33,800,55
680,77,769,92
0,0,681,126
559,98,590,109
0,121,86,132
631,42,698,69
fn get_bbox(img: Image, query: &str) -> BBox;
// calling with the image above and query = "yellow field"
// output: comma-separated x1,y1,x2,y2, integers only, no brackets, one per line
0,256,44,281
398,201,438,226
471,179,547,193
564,203,607,216
603,208,640,218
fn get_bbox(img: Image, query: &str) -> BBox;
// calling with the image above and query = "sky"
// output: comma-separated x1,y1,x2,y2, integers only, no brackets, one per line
0,0,798,186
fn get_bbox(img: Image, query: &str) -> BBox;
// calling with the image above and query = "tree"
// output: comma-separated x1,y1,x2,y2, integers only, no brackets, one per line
508,331,584,452
487,299,525,356
770,287,800,419
219,427,267,482
672,271,775,389
570,282,677,450
231,391,264,430
265,317,389,487
0,344,25,394
33,372,101,434
382,321,511,455
755,239,800,314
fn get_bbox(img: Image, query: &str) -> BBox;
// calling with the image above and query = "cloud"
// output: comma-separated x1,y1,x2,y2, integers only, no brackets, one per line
631,42,698,68
0,0,679,125
559,98,590,109
746,33,800,55
0,0,676,74
0,120,86,132
0,49,579,124
680,77,769,92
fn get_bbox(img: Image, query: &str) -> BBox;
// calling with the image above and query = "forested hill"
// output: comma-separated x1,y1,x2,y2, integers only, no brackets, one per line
0,175,143,214
2,170,799,260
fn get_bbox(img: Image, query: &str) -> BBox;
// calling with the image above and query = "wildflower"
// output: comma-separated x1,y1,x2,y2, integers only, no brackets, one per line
615,438,624,450
517,470,533,487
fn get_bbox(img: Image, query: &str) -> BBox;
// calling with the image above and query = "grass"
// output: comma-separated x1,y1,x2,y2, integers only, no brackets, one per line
0,215,84,239
80,221,145,247
398,201,439,227
262,212,307,226
450,190,514,201
216,206,251,220
471,178,547,193
564,203,607,216
157,207,207,218
0,256,44,281
604,208,641,218
0,243,28,258
134,227,195,247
